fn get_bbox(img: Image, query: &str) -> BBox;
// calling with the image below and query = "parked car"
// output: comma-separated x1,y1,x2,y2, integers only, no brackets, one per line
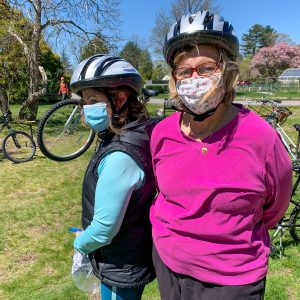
237,80,251,86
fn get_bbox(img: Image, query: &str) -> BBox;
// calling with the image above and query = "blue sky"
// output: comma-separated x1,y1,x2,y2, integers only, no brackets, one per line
119,0,300,58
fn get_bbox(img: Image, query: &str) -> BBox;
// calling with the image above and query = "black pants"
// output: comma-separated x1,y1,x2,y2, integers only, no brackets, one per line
152,245,266,300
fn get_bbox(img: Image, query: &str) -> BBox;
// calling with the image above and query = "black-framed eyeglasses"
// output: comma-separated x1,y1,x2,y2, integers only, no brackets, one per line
174,62,222,80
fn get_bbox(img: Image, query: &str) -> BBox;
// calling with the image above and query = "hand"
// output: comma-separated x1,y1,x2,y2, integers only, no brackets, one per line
76,230,82,237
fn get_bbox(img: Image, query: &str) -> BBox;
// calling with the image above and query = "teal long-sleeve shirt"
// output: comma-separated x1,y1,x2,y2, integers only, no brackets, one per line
74,151,145,254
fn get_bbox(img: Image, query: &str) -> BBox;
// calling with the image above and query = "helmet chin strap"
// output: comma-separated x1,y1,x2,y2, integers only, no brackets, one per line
190,107,218,121
172,104,218,122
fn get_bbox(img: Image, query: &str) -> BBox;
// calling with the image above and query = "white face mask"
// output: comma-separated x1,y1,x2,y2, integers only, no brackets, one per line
176,74,224,115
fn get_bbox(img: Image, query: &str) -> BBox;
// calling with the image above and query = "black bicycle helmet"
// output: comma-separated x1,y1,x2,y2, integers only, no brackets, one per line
163,10,239,66
70,54,142,95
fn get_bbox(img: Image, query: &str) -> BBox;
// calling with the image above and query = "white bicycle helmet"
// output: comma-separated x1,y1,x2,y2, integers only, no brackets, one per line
163,10,239,66
70,54,142,95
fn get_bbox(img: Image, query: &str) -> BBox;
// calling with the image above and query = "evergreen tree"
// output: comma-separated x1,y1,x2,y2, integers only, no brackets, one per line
152,60,170,80
119,42,142,69
60,49,73,76
242,24,277,57
119,42,154,81
139,49,153,80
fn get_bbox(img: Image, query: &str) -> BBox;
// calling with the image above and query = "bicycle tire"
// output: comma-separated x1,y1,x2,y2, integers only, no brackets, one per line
289,206,300,243
37,99,95,162
2,131,36,163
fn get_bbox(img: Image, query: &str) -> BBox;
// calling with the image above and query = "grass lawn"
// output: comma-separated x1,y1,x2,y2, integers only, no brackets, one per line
0,103,299,300
151,86,300,101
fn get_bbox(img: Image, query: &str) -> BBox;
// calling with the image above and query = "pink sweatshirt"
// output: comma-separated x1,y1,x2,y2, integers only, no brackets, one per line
150,106,292,285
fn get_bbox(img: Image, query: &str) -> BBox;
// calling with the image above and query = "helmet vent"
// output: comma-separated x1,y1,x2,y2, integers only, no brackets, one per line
174,23,180,35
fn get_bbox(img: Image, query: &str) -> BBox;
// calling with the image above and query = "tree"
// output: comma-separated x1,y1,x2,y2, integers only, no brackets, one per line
251,43,300,82
238,56,252,81
241,24,277,57
0,2,65,109
80,36,110,61
119,42,142,69
119,42,153,81
60,49,73,76
152,60,170,80
139,50,153,80
39,42,64,97
0,1,29,109
0,87,10,114
151,0,219,57
5,0,120,120
275,33,295,45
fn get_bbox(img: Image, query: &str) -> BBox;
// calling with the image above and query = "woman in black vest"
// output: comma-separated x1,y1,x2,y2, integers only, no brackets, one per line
70,55,157,300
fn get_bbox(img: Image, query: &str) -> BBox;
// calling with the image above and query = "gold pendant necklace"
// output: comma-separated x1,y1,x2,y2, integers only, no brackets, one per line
201,145,208,155
183,113,213,155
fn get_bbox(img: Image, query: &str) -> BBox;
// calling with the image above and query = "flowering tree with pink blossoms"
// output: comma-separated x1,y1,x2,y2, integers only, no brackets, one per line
251,43,300,82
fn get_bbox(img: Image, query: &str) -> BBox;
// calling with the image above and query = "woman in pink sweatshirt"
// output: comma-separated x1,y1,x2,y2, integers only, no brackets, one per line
150,10,292,300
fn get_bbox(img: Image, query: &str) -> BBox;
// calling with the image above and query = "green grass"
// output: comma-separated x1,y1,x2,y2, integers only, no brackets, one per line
236,88,300,100
0,104,299,299
151,87,300,101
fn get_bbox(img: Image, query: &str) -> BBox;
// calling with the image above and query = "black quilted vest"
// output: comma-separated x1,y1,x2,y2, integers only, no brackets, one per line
82,117,160,288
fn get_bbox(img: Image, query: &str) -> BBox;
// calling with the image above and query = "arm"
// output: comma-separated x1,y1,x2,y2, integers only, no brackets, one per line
263,133,293,229
74,151,144,254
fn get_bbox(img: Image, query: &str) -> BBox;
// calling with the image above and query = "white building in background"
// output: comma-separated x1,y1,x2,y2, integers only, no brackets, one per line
278,68,300,84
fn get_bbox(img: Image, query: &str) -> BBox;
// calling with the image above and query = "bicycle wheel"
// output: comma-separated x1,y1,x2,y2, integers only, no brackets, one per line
37,99,95,161
289,206,300,243
2,131,36,163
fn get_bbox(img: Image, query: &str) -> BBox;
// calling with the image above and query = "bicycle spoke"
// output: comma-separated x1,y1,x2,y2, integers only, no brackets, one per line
3,132,35,163
37,100,95,161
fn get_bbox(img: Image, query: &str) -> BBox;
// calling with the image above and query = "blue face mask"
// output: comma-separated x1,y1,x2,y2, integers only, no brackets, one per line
83,103,109,133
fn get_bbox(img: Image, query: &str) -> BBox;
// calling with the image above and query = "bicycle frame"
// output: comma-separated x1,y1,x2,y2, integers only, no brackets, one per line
276,123,297,161
0,114,14,135
256,101,300,258
64,105,81,134
247,99,297,161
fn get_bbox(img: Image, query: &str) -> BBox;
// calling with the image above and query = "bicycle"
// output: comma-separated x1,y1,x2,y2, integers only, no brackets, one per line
245,99,300,257
246,99,297,160
37,88,159,162
0,112,36,163
270,155,300,258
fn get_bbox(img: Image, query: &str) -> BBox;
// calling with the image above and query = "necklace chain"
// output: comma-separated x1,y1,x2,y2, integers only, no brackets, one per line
189,131,212,155
185,113,215,155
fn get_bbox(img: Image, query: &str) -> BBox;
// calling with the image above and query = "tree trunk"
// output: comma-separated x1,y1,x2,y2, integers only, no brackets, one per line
18,60,40,120
18,1,42,120
0,87,10,115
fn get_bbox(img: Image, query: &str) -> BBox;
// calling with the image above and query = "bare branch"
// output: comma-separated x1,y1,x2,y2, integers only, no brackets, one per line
151,0,220,57
41,19,101,38
7,27,30,60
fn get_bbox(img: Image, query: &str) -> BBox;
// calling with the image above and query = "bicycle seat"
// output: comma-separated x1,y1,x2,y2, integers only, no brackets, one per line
274,100,282,104
294,124,300,131
261,100,270,104
142,88,159,97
